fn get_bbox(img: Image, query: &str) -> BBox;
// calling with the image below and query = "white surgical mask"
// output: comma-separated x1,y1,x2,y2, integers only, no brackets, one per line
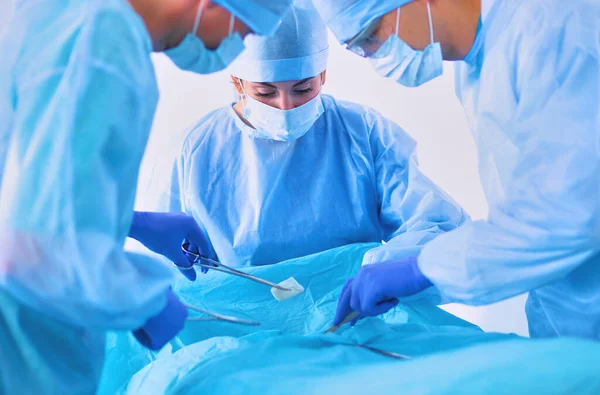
165,4,245,74
369,2,443,87
239,80,324,142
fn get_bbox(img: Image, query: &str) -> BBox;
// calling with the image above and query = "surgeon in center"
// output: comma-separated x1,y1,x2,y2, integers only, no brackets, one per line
157,0,467,285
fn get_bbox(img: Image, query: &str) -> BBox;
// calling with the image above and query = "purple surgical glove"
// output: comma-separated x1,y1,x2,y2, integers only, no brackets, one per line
133,290,188,351
129,211,218,281
333,256,433,326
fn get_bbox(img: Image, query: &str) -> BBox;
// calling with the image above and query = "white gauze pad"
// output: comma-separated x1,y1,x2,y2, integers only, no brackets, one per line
271,277,304,302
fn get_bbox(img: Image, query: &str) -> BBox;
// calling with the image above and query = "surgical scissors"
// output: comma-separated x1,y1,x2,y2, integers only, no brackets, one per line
180,244,291,291
185,304,260,326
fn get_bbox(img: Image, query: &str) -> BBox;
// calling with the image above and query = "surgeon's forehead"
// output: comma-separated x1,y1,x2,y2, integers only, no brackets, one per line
247,77,318,88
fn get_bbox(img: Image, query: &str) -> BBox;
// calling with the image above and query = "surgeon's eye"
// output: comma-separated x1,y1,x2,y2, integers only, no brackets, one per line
254,91,276,98
294,87,313,95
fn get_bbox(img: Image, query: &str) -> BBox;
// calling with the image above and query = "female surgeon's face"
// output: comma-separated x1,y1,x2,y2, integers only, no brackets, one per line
238,72,326,110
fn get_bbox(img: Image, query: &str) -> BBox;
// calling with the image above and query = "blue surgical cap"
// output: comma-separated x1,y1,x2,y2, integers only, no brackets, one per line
213,0,294,37
228,0,329,82
313,0,413,44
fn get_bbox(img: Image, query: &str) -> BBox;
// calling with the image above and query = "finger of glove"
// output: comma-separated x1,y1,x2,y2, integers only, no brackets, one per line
178,266,197,281
172,252,197,281
371,298,399,316
350,282,363,316
333,279,354,326
185,223,214,258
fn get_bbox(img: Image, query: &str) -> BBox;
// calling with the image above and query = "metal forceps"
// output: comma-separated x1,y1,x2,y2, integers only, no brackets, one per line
180,244,291,291
185,304,260,326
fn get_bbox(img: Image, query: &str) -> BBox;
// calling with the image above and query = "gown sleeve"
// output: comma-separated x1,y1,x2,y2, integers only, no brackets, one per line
418,13,600,305
0,7,173,329
362,111,468,265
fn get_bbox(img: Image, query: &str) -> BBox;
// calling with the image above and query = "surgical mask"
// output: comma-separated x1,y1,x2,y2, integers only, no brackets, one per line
239,81,325,142
369,2,443,87
165,4,245,74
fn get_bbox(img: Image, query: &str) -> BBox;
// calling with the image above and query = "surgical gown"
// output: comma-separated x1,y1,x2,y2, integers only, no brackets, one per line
418,0,600,340
160,94,467,267
0,0,172,391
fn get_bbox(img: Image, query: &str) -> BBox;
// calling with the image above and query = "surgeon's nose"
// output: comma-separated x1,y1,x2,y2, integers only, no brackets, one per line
275,93,294,111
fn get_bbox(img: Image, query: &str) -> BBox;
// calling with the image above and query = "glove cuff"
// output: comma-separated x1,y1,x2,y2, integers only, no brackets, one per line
128,211,148,242
133,290,187,350
409,256,434,293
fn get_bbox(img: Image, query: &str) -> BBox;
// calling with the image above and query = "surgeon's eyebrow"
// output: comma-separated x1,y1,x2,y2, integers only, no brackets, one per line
257,82,277,88
256,78,313,89
293,78,313,87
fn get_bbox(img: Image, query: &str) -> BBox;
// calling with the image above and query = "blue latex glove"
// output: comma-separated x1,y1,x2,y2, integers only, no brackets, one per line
133,289,188,351
333,256,433,326
129,211,217,281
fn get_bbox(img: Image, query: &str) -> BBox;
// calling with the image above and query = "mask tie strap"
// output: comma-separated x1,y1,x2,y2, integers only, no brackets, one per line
395,8,400,36
426,1,434,44
193,0,205,36
229,14,235,35
238,78,248,112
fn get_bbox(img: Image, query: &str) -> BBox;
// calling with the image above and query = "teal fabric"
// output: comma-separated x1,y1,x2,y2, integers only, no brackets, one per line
99,243,488,395
125,333,600,394
102,243,600,394
0,289,106,395
316,337,600,394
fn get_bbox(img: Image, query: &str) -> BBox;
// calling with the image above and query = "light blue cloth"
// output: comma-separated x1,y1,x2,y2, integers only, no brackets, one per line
158,95,467,268
312,0,413,44
0,288,106,394
125,336,600,394
418,0,600,340
103,243,600,394
0,0,172,329
102,243,497,393
214,0,294,37
227,0,329,82
0,0,174,391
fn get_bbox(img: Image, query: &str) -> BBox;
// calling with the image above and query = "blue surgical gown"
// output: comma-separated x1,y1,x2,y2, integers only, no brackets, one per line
160,94,467,268
0,0,172,392
418,0,600,340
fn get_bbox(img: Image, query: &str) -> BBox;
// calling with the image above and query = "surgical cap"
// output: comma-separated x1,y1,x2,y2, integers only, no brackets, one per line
213,0,294,37
313,0,413,44
228,0,329,82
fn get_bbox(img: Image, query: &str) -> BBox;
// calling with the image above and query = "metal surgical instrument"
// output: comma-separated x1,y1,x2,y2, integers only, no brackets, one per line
180,244,291,291
185,304,260,326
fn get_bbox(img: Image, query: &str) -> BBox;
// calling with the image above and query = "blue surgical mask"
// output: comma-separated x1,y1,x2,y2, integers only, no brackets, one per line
239,82,324,142
165,5,245,74
369,2,443,87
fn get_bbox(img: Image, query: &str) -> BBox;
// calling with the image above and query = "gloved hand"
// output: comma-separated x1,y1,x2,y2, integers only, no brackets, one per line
333,256,433,326
133,289,188,351
129,211,217,281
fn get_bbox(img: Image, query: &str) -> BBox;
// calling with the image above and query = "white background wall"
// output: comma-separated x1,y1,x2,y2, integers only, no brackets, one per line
0,0,528,336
